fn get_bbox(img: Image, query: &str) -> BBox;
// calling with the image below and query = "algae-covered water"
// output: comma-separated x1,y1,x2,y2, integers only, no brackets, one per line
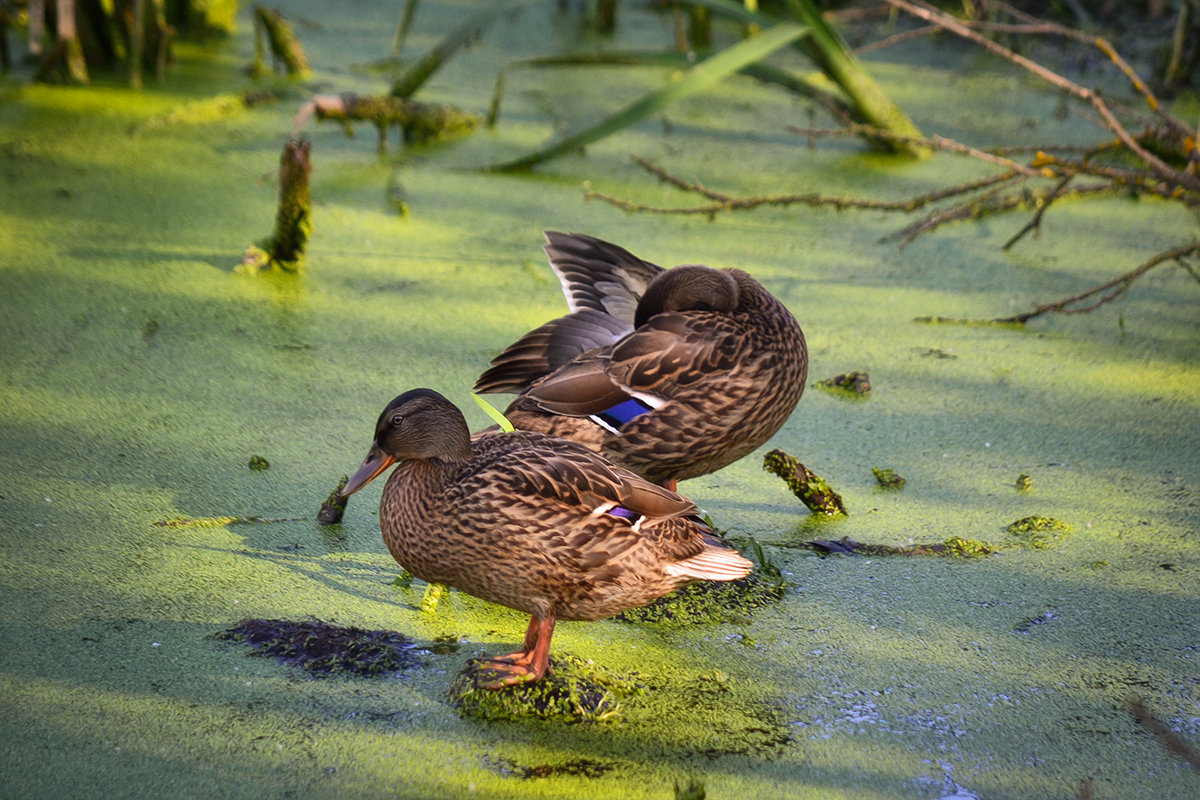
1,3,1198,799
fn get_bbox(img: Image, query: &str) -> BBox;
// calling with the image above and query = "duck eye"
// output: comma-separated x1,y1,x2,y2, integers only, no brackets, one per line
391,413,404,428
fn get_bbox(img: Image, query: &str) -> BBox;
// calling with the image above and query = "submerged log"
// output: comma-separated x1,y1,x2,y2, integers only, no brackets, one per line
296,93,480,154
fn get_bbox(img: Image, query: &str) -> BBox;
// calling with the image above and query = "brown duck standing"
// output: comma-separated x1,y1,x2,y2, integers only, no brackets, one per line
339,388,753,688
475,232,808,490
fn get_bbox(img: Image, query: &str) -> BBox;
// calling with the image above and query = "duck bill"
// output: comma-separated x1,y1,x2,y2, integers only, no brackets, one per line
340,444,396,497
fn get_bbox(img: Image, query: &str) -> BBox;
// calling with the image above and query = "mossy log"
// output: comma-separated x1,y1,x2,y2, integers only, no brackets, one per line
298,93,480,154
252,5,309,77
762,448,847,516
239,138,311,273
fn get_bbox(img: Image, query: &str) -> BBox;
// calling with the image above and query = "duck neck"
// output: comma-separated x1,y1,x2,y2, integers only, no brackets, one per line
385,454,466,537
397,452,467,492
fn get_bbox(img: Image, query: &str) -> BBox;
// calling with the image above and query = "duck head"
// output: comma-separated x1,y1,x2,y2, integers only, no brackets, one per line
340,389,473,497
634,265,739,328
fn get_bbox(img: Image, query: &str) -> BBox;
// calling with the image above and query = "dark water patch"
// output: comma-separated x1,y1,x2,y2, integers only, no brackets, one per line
214,618,424,676
1014,607,1060,634
484,755,615,780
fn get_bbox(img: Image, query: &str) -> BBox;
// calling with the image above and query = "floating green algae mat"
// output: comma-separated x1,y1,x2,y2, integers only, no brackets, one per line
1,3,1199,799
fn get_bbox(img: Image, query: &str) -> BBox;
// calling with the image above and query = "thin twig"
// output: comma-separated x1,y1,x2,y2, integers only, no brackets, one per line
852,24,939,56
1125,695,1200,772
1033,152,1200,203
887,175,1031,245
1003,174,1073,250
788,122,1043,176
632,154,731,202
996,241,1200,323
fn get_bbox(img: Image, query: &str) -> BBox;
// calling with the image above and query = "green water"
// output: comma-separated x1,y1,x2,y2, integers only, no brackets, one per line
1,3,1198,799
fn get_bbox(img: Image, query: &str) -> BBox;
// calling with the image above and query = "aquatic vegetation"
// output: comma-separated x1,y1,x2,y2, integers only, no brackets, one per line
316,475,349,525
486,21,810,172
448,654,640,722
483,755,614,780
251,5,310,78
796,536,996,558
815,371,872,398
872,467,905,489
297,94,481,154
1006,515,1072,550
615,536,787,626
587,1,1200,324
132,90,282,132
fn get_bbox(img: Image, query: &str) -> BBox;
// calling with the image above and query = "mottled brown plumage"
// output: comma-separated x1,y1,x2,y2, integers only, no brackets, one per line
339,388,753,687
474,232,808,488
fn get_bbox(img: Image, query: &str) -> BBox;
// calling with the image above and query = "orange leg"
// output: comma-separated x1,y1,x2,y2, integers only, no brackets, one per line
472,615,557,689
661,478,677,493
487,616,541,666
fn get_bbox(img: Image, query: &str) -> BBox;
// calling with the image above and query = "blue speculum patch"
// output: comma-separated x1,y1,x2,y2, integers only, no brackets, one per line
594,397,654,429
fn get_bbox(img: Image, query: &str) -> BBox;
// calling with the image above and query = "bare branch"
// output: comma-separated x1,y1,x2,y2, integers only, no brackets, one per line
995,241,1200,323
1003,174,1073,250
879,0,1200,193
584,155,1029,218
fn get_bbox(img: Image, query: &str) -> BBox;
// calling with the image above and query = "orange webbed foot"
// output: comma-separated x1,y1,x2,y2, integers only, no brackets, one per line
467,658,545,689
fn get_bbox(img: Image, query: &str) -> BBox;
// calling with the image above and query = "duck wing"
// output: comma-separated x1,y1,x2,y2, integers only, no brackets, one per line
543,231,664,321
517,311,743,417
473,309,628,395
497,440,719,564
494,437,693,520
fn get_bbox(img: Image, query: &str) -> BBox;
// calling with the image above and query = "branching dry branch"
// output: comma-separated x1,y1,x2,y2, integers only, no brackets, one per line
583,1,1198,323
880,0,1199,191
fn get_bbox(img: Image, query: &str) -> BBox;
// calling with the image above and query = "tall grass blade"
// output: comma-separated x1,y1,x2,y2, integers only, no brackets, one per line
781,0,928,156
682,0,926,155
391,0,545,99
472,393,516,432
487,51,849,125
391,0,421,57
484,21,810,171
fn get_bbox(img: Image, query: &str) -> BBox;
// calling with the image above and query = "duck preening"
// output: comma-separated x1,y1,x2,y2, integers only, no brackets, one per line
475,232,808,490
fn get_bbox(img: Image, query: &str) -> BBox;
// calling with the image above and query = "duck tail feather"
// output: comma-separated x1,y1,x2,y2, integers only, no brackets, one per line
665,547,753,582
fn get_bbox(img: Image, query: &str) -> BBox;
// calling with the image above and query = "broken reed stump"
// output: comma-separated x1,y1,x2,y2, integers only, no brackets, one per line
253,5,309,77
297,93,480,154
239,138,312,274
316,475,348,525
763,448,847,516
